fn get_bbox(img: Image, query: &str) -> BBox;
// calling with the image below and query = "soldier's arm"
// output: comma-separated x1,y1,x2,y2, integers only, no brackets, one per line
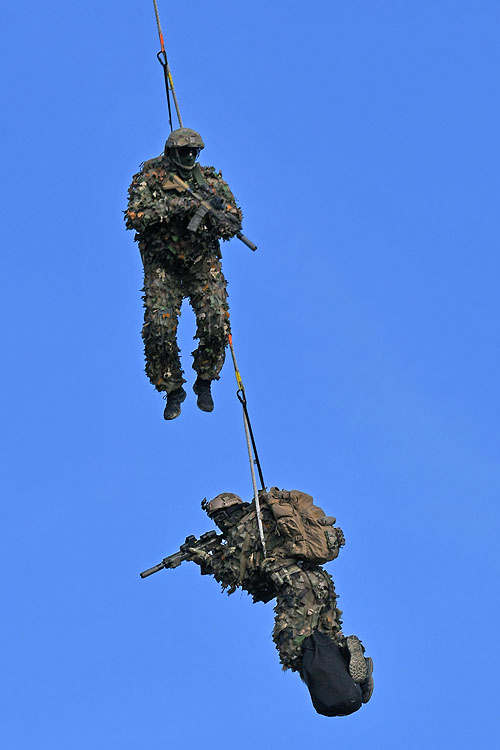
187,545,241,592
202,167,243,241
125,169,168,232
186,546,216,575
125,163,199,232
186,541,229,577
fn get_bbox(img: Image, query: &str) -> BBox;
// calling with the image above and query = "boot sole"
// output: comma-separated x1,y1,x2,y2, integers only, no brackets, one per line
196,401,214,412
346,635,368,683
361,657,374,704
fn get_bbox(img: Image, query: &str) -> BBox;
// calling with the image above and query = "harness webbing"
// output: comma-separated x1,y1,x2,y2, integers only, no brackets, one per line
152,0,183,129
228,334,267,557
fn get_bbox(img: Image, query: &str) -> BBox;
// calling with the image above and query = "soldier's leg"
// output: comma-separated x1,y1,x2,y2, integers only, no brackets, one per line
272,566,372,715
142,263,185,395
303,570,374,705
184,254,230,410
272,566,343,673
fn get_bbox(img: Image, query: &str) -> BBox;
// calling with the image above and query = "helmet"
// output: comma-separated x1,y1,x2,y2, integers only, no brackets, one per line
165,128,204,151
202,493,243,517
165,128,204,175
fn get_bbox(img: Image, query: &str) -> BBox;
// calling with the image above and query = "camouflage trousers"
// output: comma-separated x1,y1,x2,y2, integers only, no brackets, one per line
271,563,343,672
141,252,230,393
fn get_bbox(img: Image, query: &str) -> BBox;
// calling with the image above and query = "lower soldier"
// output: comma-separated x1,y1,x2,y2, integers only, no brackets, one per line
187,490,374,716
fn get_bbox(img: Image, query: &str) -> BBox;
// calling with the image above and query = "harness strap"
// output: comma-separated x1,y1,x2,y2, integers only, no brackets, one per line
192,164,207,188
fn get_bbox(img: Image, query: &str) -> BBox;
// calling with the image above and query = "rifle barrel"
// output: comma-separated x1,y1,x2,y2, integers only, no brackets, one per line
140,563,164,578
237,232,257,251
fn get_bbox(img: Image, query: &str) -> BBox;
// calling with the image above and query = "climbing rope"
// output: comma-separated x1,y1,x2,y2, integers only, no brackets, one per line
152,0,183,130
228,334,267,557
149,4,264,552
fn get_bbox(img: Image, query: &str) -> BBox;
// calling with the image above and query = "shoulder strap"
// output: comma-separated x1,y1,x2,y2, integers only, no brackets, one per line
192,163,207,188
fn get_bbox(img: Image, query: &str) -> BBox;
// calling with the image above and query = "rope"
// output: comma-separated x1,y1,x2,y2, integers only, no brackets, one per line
242,407,267,558
152,0,183,129
228,334,267,557
237,390,266,490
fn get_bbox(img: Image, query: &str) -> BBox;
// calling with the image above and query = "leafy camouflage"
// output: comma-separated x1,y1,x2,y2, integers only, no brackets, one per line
269,560,342,671
125,154,242,393
193,490,345,672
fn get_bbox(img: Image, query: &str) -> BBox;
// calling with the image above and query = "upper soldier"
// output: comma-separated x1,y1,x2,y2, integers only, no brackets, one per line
125,128,243,419
186,489,374,717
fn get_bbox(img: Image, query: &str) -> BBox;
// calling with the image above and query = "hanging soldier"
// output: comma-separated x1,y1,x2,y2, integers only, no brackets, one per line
125,128,252,420
142,488,374,716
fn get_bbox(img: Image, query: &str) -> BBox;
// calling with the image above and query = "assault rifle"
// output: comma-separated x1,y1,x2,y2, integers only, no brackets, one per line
169,173,257,251
139,530,223,578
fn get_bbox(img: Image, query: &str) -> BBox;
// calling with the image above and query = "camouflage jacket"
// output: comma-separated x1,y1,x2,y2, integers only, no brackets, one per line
125,157,243,258
199,503,299,604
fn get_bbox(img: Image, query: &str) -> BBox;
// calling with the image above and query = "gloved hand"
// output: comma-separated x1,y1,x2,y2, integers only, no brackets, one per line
260,556,277,572
186,547,210,566
210,196,225,211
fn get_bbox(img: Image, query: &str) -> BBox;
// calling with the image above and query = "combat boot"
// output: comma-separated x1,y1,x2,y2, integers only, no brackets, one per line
163,387,186,420
361,657,374,704
193,378,214,412
344,635,368,683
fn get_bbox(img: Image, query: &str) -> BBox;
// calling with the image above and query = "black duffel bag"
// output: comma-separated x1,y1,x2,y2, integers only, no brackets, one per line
301,631,362,717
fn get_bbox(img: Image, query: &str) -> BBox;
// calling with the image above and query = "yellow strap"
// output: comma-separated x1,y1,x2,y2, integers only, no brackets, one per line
228,334,244,392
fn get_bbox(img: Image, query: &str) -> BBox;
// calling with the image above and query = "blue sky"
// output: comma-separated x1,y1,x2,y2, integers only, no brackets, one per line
1,2,499,748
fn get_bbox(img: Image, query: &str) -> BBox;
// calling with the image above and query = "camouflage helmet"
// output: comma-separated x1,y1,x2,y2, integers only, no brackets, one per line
165,128,204,151
202,493,243,517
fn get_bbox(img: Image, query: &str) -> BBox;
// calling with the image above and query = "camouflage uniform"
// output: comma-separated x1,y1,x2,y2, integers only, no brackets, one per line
125,137,242,399
269,562,342,671
193,491,344,672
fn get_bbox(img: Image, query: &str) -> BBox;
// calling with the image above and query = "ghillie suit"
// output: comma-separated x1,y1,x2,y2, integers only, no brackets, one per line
188,489,374,716
125,128,243,418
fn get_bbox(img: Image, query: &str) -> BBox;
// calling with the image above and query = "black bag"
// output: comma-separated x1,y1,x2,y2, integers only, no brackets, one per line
301,631,362,717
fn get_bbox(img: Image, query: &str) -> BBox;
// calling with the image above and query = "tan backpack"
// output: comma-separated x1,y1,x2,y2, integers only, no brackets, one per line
264,487,345,564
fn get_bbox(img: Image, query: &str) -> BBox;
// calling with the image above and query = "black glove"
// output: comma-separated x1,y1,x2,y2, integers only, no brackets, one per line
210,196,225,211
